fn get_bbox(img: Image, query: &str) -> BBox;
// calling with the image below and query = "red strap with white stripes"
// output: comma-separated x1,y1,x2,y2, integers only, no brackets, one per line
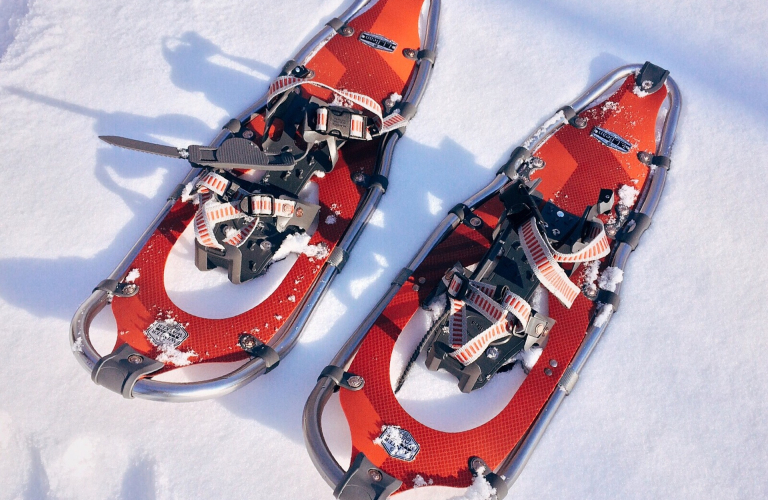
518,217,610,308
269,76,408,136
441,266,533,366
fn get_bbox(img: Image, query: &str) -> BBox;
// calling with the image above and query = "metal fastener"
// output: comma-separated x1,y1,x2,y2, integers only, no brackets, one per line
418,277,426,284
642,80,653,90
260,240,272,251
412,284,420,292
605,224,618,238
340,26,354,37
123,283,137,295
403,48,417,59
544,368,553,376
242,130,254,139
470,457,486,473
127,354,144,365
352,171,366,183
368,469,382,482
486,347,499,360
347,375,364,388
573,116,588,129
550,359,558,368
637,151,653,164
240,335,257,350
530,157,545,169
469,217,482,227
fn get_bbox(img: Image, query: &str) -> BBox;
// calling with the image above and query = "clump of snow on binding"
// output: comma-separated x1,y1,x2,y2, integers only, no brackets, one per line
581,260,601,296
597,266,624,292
324,214,337,225
413,475,433,488
593,304,614,327
618,184,640,208
271,233,329,262
633,83,652,98
125,268,140,283
449,467,496,500
511,345,543,374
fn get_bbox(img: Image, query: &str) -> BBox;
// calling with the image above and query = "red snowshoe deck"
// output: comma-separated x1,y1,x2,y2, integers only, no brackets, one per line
73,0,436,398
331,73,671,494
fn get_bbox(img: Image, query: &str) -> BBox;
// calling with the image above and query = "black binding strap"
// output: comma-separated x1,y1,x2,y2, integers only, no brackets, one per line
615,212,652,250
239,334,280,373
450,203,485,230
596,289,621,311
497,146,531,179
94,279,139,298
92,344,163,398
327,247,349,272
636,61,670,95
334,453,401,500
319,365,365,392
652,155,671,170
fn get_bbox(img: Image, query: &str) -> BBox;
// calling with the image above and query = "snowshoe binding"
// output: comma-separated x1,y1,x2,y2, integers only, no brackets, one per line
71,0,439,401
304,62,681,498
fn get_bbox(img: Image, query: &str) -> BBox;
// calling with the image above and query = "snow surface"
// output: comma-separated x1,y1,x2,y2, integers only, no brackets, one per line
1,0,767,499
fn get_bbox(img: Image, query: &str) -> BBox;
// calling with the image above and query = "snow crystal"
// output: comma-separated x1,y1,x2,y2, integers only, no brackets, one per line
581,260,601,288
125,268,140,283
512,345,543,373
593,303,614,327
413,475,434,488
71,337,83,352
602,101,621,113
633,84,651,98
388,92,402,103
224,226,239,240
597,266,624,292
325,214,337,225
155,344,198,367
618,184,640,208
180,181,196,202
287,295,296,303
423,293,447,323
449,468,496,500
524,110,565,150
272,232,311,261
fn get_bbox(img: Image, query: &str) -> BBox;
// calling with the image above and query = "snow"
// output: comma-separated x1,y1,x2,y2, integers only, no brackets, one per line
597,266,624,292
124,268,140,283
617,183,640,208
1,0,767,499
448,469,496,500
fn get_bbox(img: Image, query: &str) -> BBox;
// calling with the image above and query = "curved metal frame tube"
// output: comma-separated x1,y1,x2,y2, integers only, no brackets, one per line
304,64,681,494
70,0,435,402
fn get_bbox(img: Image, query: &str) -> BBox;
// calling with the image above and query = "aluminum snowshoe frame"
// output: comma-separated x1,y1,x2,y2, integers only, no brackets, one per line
304,63,681,498
70,0,440,402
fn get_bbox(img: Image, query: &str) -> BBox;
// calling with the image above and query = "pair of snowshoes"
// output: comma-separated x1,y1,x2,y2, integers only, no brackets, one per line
70,0,681,497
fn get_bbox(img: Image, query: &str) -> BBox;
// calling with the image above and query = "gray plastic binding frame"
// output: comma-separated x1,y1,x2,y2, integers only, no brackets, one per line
304,63,681,496
70,0,439,402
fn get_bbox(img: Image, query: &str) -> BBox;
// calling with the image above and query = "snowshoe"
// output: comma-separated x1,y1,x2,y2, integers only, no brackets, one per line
304,62,681,498
70,0,440,401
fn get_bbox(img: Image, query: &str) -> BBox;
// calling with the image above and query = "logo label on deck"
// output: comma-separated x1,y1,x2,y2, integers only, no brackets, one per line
359,32,397,52
376,426,420,461
590,127,632,153
145,321,189,348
